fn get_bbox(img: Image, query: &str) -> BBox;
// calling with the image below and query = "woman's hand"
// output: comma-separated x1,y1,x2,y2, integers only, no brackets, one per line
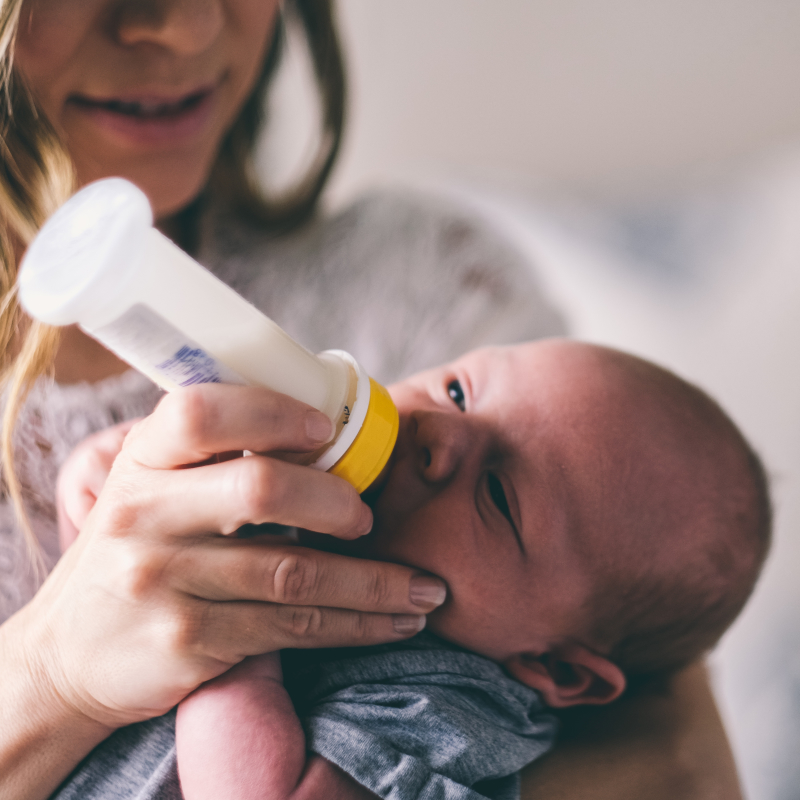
14,384,446,731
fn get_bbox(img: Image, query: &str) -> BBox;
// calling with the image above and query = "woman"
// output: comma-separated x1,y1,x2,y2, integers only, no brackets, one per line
0,1,742,798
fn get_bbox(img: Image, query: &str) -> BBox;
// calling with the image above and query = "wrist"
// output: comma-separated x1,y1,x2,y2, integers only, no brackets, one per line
0,605,115,800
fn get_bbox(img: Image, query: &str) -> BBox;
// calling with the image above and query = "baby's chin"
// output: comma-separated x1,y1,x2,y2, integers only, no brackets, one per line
297,518,419,581
297,529,361,555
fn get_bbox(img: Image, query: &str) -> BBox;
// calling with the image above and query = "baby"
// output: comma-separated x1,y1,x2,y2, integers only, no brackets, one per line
60,339,772,800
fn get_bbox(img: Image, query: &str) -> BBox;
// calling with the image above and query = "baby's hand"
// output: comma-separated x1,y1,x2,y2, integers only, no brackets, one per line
56,418,140,552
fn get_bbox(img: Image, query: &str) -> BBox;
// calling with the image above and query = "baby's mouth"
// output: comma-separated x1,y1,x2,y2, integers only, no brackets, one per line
361,447,397,510
68,88,212,119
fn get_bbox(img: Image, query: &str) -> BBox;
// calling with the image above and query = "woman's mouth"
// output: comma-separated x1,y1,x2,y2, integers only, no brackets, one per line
71,88,209,117
67,86,217,146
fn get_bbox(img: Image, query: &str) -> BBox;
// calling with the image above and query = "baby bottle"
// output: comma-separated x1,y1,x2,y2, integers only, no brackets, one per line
18,178,398,494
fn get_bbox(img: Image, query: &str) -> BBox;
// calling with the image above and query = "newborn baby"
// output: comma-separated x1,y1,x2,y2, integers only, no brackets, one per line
61,339,772,800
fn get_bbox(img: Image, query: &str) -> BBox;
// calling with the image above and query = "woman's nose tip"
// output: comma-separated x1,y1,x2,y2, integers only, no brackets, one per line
117,0,225,54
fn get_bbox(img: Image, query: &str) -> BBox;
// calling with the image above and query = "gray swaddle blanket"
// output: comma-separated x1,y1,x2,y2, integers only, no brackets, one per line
53,633,557,800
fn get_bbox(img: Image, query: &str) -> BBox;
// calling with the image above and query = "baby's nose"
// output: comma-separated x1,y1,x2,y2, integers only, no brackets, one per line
412,410,466,483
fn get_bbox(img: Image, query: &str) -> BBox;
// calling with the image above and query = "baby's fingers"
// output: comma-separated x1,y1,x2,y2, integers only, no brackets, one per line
57,419,139,548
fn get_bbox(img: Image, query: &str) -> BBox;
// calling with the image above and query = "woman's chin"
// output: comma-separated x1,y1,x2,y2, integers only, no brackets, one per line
72,150,213,221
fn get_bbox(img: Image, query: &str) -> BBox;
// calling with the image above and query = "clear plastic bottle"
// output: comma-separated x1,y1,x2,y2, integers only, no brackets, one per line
18,178,398,493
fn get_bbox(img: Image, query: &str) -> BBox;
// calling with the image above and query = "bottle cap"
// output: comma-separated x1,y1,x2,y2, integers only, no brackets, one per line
329,378,399,494
19,178,152,328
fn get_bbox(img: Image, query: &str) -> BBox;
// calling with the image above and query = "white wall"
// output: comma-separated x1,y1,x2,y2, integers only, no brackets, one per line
329,0,800,204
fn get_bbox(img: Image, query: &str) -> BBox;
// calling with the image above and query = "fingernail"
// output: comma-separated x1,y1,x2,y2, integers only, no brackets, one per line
393,614,426,635
409,575,447,608
356,504,373,536
306,412,333,444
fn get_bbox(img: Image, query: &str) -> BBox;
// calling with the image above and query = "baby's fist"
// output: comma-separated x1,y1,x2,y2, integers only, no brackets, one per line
56,418,140,552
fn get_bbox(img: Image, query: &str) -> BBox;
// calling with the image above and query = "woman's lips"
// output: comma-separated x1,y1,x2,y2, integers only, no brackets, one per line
66,86,217,146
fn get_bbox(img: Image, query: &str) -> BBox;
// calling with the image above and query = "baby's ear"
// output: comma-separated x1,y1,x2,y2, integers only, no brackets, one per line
503,644,626,707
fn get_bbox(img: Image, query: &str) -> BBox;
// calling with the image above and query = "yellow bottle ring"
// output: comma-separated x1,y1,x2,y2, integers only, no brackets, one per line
329,378,399,494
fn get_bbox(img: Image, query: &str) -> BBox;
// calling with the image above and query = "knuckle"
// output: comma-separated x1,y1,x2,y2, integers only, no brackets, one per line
277,604,324,639
113,542,169,602
92,488,142,538
366,569,391,608
162,388,213,450
162,607,206,655
271,552,319,605
234,458,286,521
349,611,371,641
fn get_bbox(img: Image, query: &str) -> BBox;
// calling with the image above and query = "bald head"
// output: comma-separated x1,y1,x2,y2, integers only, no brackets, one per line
573,344,771,677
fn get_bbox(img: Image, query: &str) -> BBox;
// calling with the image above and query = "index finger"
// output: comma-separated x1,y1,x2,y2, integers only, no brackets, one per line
125,384,333,469
174,538,448,614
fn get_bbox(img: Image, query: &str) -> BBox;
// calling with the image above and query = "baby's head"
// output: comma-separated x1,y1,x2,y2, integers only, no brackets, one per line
350,339,771,706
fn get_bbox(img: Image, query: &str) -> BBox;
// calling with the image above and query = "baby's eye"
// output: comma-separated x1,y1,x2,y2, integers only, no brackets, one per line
487,472,513,525
447,379,466,411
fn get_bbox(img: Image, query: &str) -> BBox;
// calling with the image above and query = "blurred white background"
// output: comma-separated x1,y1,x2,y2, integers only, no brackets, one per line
268,3,800,798
330,0,800,203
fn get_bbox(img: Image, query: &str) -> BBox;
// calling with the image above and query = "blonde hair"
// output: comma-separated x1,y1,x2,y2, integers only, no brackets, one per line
0,0,346,568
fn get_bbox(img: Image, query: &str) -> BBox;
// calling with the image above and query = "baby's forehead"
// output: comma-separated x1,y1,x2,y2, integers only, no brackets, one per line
455,343,724,495
462,340,643,416
471,341,755,546
462,341,752,580
489,342,712,480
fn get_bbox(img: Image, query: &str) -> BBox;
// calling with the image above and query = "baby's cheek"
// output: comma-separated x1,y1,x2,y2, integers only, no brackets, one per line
425,586,520,663
426,599,487,656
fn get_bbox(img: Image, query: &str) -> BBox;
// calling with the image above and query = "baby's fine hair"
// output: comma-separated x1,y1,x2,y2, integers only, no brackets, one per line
586,350,772,681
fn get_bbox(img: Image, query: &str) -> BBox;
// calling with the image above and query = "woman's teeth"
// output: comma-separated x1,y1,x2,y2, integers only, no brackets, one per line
73,92,206,118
